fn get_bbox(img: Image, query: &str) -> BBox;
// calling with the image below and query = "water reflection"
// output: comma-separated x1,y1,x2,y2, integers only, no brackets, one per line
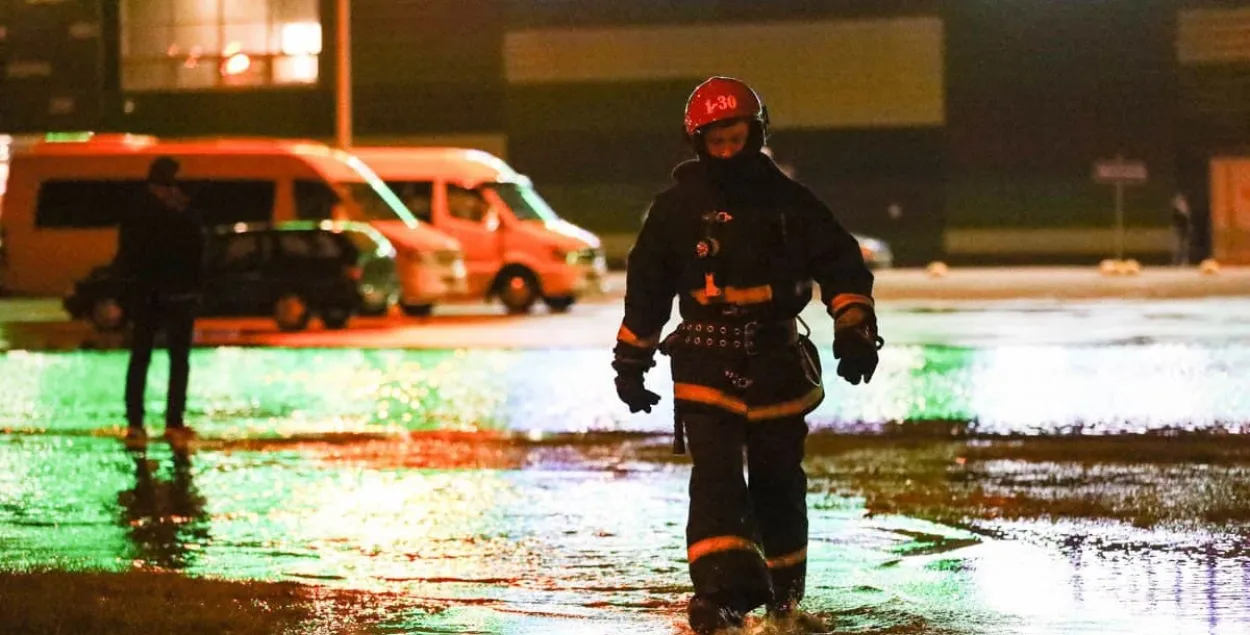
0,435,1247,633
1,344,1248,437
119,446,208,570
968,538,1250,635
2,339,1250,632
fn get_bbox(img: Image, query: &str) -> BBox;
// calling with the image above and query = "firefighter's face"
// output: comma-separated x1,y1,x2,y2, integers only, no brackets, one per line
702,120,750,159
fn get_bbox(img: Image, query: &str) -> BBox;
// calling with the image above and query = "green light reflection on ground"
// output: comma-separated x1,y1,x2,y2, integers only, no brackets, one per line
0,348,513,437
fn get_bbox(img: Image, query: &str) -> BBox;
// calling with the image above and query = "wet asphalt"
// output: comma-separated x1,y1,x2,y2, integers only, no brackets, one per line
1,285,1248,634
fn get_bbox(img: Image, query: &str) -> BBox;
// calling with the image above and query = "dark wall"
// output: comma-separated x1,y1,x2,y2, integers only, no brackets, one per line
6,0,1229,265
503,0,942,27
351,0,503,136
945,0,1178,232
0,0,105,132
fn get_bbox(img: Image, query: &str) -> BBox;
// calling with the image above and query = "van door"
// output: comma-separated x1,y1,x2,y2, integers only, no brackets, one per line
443,183,502,297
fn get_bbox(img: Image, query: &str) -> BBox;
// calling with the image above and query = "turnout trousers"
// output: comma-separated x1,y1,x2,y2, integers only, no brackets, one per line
683,412,809,614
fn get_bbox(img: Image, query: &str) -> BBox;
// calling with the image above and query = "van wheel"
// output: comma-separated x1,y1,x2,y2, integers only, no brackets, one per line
89,297,127,332
321,306,352,330
496,269,539,314
401,303,434,317
543,295,576,313
274,293,310,332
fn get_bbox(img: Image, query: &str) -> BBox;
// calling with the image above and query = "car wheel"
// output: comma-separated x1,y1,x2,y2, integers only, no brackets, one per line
543,295,576,313
273,293,310,332
401,303,434,317
496,269,539,314
321,306,352,330
89,297,127,332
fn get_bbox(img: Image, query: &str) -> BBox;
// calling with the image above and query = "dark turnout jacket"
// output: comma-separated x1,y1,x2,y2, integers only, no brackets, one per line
616,154,874,421
116,187,204,294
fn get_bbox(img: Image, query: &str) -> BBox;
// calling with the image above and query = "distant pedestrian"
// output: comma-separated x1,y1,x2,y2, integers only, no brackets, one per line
1171,192,1192,266
117,156,204,447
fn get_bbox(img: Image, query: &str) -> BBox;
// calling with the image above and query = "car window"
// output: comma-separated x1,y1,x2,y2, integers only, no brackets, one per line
220,233,263,269
385,181,433,222
277,233,313,259
447,184,489,223
276,231,346,261
311,231,346,259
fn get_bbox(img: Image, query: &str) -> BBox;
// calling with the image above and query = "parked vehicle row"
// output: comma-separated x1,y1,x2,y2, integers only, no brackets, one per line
0,134,607,327
65,221,399,332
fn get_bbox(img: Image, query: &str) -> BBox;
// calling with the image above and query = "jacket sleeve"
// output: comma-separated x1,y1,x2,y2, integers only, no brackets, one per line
613,197,679,372
189,212,206,292
115,209,139,278
798,189,875,317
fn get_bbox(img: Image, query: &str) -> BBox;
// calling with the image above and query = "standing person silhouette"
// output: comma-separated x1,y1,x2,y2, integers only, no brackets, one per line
117,156,204,447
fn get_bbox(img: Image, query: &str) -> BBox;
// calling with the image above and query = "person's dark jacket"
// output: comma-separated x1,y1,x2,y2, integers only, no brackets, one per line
115,186,204,295
615,153,874,420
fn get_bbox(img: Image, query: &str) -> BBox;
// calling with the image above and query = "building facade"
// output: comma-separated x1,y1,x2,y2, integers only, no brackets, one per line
3,0,1249,264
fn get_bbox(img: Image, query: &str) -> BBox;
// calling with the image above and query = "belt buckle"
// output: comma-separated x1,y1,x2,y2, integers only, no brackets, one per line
743,321,760,356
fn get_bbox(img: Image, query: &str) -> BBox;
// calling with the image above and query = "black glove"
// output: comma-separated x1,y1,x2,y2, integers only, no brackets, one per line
615,372,661,413
833,305,883,385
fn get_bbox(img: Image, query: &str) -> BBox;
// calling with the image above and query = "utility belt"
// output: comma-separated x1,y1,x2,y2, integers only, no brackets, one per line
669,318,798,356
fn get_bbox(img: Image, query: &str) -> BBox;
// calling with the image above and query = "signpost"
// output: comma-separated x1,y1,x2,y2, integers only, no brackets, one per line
1093,156,1148,261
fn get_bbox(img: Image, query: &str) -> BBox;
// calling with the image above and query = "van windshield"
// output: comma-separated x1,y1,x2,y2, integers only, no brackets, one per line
487,182,559,222
335,181,419,228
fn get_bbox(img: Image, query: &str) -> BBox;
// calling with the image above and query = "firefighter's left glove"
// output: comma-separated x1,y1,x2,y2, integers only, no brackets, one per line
833,304,884,385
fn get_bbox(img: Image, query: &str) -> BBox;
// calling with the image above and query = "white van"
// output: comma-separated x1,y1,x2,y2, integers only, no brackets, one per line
0,134,466,313
351,147,606,313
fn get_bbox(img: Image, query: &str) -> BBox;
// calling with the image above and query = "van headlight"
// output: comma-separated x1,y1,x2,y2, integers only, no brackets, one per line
556,247,600,265
420,249,463,266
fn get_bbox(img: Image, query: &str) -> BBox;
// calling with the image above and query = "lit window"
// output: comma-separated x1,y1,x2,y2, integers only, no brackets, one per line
120,0,320,91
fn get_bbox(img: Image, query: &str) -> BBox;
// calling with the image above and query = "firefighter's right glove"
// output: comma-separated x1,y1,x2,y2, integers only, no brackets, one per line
833,304,883,385
612,346,661,413
614,371,661,413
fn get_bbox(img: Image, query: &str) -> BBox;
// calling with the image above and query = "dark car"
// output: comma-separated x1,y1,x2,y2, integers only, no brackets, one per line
64,221,401,332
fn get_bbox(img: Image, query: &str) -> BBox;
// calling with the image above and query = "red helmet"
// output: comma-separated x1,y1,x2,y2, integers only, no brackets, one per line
683,76,766,137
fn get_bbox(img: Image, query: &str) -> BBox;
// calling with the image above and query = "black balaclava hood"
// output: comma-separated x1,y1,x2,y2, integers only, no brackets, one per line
693,119,768,185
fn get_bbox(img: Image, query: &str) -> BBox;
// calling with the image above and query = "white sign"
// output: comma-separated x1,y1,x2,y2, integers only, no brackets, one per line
1093,160,1148,184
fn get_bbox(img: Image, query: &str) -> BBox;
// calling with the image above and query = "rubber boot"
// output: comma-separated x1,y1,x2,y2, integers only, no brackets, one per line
688,595,745,635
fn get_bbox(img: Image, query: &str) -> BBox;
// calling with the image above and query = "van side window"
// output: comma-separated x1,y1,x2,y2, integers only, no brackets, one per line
447,185,489,223
183,180,275,225
35,180,146,228
295,180,339,221
385,181,433,222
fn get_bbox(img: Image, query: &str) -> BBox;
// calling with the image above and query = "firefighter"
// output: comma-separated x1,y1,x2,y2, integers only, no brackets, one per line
612,77,881,634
